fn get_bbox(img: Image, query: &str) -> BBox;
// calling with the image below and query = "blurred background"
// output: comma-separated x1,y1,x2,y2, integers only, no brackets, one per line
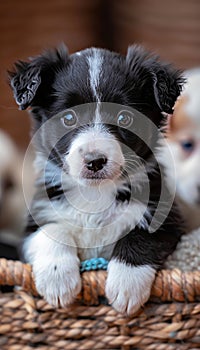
0,0,200,259
1,0,200,149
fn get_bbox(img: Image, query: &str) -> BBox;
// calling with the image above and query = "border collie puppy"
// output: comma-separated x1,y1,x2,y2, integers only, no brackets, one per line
9,45,184,315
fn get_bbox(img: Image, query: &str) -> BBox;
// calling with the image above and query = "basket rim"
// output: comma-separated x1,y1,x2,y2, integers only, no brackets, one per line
0,258,200,304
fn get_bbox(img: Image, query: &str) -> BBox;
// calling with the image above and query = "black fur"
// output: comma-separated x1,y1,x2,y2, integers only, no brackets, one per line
9,44,183,115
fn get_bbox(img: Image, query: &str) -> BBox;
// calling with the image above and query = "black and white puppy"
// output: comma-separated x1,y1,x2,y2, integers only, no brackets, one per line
9,44,185,314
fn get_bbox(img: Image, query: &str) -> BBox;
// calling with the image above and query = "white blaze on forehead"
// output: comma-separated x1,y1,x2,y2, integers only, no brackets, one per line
87,49,103,102
94,102,102,124
75,51,82,56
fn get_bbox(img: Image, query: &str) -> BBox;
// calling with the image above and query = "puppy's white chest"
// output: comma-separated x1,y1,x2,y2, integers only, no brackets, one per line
35,183,149,261
55,190,148,260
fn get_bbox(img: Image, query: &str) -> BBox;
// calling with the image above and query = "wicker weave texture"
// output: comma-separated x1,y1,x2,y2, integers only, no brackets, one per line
1,294,200,350
0,259,200,350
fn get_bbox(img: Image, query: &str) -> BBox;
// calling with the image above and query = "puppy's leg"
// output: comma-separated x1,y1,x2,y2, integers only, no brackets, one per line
106,259,155,315
106,224,182,315
23,223,81,307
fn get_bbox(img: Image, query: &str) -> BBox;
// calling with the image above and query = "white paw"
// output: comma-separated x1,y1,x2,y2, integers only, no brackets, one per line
105,259,156,315
33,257,82,307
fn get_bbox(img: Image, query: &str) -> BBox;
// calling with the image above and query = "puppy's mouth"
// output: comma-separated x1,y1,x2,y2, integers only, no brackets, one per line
81,168,116,181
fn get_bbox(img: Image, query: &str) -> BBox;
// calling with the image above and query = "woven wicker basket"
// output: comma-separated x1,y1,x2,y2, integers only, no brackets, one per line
0,258,200,350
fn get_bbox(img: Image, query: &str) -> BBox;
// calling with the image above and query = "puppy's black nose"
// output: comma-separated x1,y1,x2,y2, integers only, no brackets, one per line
84,152,107,172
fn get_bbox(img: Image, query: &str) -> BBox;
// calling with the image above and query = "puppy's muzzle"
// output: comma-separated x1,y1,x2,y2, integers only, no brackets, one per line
84,152,107,173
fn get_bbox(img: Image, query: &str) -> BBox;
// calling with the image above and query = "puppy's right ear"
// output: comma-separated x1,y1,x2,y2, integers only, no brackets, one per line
9,62,41,110
9,44,69,110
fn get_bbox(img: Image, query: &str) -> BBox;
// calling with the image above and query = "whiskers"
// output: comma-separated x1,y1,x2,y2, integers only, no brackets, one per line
123,153,143,172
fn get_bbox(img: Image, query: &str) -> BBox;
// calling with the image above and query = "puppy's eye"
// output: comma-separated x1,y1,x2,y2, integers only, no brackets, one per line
180,140,195,153
62,111,77,127
117,111,133,128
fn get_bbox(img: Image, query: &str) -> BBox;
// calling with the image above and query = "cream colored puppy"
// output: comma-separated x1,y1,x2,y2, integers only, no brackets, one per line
0,130,34,249
161,70,200,230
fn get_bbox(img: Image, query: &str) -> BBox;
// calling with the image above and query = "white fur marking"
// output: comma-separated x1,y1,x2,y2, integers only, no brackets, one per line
94,102,102,124
65,127,125,185
105,260,156,315
88,49,103,102
23,228,81,307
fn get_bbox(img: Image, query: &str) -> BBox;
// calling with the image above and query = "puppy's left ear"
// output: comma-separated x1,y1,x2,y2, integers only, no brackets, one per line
126,45,184,113
151,62,184,114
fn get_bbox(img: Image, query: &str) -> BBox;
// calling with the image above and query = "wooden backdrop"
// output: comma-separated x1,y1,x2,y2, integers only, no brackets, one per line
0,0,200,149
113,0,200,68
0,0,105,148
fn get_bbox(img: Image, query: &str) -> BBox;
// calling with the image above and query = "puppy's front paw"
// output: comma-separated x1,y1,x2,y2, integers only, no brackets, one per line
105,259,156,315
33,257,81,307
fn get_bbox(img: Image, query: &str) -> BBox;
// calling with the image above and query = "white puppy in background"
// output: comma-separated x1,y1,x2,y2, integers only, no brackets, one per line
161,69,200,231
